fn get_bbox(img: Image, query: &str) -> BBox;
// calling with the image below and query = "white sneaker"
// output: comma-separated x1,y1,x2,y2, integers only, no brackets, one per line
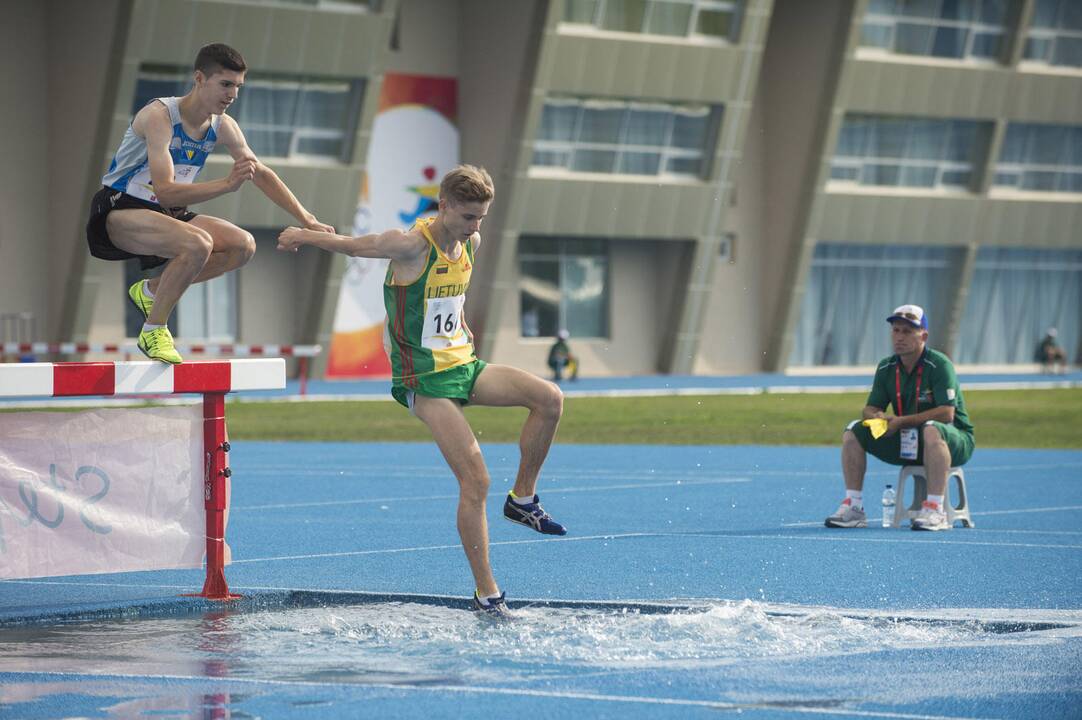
825,499,867,528
911,501,951,531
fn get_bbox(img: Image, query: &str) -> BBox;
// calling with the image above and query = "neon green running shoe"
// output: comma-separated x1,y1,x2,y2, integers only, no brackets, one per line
138,326,182,364
128,280,154,321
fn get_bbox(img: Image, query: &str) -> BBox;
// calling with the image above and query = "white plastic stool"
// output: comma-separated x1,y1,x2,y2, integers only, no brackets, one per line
892,466,974,528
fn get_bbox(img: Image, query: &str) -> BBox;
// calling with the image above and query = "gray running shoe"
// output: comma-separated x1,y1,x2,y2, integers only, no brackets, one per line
911,502,951,531
824,500,867,528
471,591,514,621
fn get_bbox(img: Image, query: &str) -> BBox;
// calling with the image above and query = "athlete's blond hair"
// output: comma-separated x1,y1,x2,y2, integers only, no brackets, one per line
440,165,494,205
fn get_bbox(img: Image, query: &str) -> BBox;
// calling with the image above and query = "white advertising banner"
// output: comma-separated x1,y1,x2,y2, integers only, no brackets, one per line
0,405,206,579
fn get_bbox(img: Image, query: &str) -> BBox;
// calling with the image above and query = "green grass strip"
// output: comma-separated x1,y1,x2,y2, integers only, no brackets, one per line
220,388,1081,448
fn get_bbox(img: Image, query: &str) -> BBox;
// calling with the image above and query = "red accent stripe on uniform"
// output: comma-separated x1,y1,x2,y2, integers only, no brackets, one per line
54,362,115,396
174,362,232,393
396,286,415,387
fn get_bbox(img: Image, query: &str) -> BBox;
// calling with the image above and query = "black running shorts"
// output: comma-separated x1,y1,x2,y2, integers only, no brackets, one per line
86,186,198,271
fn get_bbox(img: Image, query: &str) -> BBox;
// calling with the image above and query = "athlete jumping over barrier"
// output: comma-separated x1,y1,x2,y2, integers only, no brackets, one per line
85,43,333,365
277,165,566,618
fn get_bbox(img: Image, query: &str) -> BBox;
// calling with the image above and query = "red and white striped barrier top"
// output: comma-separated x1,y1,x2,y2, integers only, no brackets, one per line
1,342,321,357
0,359,285,398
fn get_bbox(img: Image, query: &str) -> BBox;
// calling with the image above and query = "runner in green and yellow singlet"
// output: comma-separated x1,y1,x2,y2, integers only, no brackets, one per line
383,215,482,408
278,165,567,618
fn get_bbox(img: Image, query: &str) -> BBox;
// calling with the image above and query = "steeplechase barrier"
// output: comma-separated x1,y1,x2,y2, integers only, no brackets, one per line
0,359,285,600
1,343,319,395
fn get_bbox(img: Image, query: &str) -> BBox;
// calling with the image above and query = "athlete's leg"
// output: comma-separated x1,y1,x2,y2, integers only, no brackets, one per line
108,212,256,325
469,364,563,499
172,215,255,285
106,209,213,325
922,424,950,497
144,217,256,309
412,394,499,597
841,429,867,492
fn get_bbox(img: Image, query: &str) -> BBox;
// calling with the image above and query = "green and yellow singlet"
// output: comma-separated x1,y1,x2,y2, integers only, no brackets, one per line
384,217,477,391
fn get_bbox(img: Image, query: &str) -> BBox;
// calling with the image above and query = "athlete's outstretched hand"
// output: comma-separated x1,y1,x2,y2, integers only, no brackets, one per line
277,226,306,252
303,217,335,233
225,158,256,191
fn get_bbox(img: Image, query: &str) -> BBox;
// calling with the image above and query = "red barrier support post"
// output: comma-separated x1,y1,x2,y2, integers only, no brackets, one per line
195,391,239,600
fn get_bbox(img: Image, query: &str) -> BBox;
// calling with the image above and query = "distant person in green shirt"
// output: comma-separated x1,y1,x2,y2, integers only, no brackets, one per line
547,329,578,382
825,304,974,532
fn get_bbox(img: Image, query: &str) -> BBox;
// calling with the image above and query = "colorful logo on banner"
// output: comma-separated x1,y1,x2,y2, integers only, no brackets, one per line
326,74,459,378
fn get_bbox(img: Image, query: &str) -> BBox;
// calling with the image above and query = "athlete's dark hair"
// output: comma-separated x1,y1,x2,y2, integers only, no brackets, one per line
440,165,494,205
194,43,247,76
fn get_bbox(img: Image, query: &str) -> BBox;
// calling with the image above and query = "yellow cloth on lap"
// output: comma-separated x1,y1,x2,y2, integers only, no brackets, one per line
862,418,889,440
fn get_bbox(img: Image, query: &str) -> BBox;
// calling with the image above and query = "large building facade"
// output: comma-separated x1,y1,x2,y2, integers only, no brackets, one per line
2,0,1080,377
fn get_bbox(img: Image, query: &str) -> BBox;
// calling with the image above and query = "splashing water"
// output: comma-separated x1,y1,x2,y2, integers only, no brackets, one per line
0,599,1000,685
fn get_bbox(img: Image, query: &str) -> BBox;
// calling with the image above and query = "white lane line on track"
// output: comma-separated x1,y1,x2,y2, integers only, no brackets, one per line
223,526,1082,564
241,467,753,480
235,477,751,511
668,532,1082,551
0,670,1005,720
238,460,1082,479
230,532,661,564
960,504,1082,516
783,504,1082,527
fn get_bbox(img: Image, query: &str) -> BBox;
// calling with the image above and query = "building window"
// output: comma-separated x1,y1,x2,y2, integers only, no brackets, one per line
563,0,743,41
830,114,987,190
133,66,364,163
520,237,609,339
994,123,1082,192
859,0,1011,61
1023,0,1082,68
956,247,1082,364
228,0,379,9
177,275,237,342
789,243,962,367
532,97,718,178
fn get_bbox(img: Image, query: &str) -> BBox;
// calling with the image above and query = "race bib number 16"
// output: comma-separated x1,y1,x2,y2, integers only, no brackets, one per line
423,296,466,350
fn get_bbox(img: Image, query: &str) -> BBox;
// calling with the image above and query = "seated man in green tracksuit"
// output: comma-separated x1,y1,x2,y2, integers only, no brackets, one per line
825,304,975,531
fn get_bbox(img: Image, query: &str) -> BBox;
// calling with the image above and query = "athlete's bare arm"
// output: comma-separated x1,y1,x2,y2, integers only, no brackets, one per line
276,225,427,263
217,115,333,232
138,102,253,207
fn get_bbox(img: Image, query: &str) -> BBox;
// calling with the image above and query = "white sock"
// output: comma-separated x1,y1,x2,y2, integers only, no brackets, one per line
142,280,156,299
510,492,534,506
927,494,944,508
142,323,164,333
477,590,502,605
845,490,863,509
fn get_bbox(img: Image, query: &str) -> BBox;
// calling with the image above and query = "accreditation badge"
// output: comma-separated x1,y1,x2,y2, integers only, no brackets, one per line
900,427,919,460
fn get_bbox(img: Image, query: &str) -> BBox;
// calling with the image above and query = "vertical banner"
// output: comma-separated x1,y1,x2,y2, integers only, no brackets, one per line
326,73,460,378
0,406,206,579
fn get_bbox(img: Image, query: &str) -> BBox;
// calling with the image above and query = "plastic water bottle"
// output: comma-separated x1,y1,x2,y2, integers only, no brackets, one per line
881,484,896,528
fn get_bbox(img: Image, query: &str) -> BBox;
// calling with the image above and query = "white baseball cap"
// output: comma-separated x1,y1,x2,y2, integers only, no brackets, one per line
887,304,927,329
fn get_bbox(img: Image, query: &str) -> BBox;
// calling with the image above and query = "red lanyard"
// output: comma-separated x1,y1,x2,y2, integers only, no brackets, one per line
895,363,922,416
